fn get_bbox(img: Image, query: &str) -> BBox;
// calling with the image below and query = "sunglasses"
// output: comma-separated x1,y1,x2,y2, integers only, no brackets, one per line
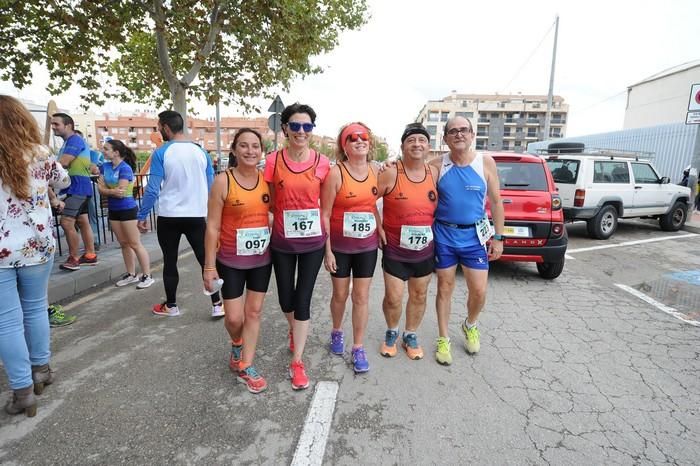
346,132,370,143
287,122,315,133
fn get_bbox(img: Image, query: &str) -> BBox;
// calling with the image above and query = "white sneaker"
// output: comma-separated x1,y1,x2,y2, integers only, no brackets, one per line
136,274,155,289
116,273,139,287
211,302,224,318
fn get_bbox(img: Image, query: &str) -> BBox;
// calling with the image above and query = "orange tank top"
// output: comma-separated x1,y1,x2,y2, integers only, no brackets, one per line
382,161,437,262
270,149,326,253
329,162,379,254
217,169,271,269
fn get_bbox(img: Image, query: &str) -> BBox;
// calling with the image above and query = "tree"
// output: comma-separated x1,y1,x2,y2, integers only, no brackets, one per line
1,0,369,126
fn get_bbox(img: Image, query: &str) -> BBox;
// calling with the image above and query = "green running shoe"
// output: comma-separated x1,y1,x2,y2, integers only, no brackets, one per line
461,322,480,354
435,337,452,365
48,305,77,328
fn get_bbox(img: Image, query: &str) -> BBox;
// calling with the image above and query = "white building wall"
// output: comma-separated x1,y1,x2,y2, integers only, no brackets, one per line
624,65,700,129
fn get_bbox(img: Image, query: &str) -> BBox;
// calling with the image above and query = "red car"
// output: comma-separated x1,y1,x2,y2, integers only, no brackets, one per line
487,152,567,279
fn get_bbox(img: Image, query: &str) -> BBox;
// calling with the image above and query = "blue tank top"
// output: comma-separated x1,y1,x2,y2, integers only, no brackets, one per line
433,152,487,247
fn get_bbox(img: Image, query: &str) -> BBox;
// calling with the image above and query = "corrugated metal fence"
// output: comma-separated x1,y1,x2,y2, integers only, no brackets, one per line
528,123,699,181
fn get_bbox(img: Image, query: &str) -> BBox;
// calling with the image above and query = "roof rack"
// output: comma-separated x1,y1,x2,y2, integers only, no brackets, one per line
536,147,655,161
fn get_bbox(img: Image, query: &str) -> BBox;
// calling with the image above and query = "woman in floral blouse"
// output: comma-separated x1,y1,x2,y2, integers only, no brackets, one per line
0,95,70,417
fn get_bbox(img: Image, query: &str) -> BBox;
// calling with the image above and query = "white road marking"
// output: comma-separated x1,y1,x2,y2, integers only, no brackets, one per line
291,381,339,466
567,233,697,254
565,254,575,260
615,283,700,327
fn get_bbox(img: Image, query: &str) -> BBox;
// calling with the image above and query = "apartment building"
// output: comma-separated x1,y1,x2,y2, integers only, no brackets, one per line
416,92,569,155
93,113,272,153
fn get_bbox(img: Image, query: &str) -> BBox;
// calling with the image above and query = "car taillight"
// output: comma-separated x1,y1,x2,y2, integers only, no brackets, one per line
552,223,564,236
574,189,585,207
551,194,562,210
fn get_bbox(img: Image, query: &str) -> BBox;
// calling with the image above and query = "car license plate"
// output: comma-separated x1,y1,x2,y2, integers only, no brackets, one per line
504,226,530,237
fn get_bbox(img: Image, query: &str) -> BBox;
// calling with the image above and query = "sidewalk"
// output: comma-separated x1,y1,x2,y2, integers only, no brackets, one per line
684,210,700,234
48,231,188,303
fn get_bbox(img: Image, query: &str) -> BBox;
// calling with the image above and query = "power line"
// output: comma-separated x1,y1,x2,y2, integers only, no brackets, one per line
576,90,627,113
501,20,555,93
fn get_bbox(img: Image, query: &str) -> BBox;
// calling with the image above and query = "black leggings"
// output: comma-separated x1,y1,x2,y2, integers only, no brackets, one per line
156,216,220,306
271,247,325,321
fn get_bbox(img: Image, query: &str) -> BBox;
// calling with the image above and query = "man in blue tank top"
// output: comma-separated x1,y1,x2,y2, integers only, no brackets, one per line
429,116,505,364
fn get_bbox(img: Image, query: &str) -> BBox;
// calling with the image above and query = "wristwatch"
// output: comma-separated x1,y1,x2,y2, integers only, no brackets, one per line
493,234,505,241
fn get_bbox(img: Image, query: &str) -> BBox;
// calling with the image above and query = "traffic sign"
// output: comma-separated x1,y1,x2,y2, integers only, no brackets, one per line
686,111,700,125
268,95,285,114
268,113,282,133
689,84,700,111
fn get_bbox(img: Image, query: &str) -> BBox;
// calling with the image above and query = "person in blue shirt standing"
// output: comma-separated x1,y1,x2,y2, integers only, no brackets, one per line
137,110,222,318
429,116,505,365
51,114,98,271
98,139,154,289
75,129,103,251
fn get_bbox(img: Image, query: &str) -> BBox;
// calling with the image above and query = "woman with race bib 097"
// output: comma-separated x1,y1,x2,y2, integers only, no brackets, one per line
264,103,331,390
321,122,381,373
204,128,272,394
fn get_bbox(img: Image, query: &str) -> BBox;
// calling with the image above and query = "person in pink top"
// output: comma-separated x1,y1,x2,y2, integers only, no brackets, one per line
321,122,381,373
263,103,331,390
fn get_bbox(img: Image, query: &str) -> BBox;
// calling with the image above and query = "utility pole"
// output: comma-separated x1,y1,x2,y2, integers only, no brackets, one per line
544,15,559,142
215,98,221,166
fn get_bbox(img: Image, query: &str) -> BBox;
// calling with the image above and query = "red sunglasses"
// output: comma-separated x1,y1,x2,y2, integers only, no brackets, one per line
346,132,370,142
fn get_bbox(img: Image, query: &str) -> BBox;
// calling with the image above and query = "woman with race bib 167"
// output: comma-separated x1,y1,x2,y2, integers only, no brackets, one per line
264,103,331,391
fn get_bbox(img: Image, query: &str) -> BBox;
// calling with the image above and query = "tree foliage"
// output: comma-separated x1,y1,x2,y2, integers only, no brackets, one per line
0,0,369,121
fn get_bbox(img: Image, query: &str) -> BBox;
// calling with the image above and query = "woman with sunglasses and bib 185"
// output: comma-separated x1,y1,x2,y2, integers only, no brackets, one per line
321,122,382,374
263,103,330,390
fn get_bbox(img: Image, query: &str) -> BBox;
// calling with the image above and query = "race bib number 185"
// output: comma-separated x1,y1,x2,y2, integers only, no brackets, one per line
343,212,376,239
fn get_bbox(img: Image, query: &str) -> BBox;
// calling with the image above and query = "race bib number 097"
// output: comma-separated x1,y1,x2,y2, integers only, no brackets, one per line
399,225,433,251
236,227,270,256
283,208,322,238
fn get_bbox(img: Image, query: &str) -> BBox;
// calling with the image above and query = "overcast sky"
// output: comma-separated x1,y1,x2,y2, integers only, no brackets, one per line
2,0,699,153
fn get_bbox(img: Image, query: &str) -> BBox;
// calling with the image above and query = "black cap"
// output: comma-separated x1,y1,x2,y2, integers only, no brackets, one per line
401,123,430,144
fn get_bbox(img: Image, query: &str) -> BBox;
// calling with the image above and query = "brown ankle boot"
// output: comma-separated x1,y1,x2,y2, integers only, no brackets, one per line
32,364,54,395
5,386,37,417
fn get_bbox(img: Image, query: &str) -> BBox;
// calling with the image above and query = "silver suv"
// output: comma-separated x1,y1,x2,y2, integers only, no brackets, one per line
544,149,691,239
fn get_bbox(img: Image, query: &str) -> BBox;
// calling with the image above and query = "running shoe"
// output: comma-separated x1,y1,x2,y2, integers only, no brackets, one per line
136,274,155,289
351,347,370,373
229,342,243,372
380,329,399,357
401,333,424,360
211,302,224,318
289,360,309,390
78,253,98,266
288,329,295,353
237,366,268,394
435,337,452,366
461,322,481,354
48,304,77,328
152,302,180,317
116,273,139,287
329,329,344,355
59,256,80,271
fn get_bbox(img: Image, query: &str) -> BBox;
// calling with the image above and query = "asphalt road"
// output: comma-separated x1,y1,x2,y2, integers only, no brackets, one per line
2,219,699,465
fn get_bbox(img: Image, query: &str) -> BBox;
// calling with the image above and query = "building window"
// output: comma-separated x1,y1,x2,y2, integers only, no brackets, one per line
503,129,512,137
428,111,439,122
456,112,473,118
427,125,437,136
502,142,510,150
516,127,523,134
491,113,500,119
461,100,469,107
430,138,437,150
514,141,522,147
527,129,537,137
476,140,485,150
440,112,449,122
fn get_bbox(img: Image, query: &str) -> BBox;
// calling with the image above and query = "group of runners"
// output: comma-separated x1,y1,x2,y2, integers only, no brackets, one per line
135,104,505,394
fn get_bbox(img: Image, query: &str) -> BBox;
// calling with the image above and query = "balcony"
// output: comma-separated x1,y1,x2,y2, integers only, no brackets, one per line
526,118,540,125
476,133,488,138
478,118,490,124
550,119,566,125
